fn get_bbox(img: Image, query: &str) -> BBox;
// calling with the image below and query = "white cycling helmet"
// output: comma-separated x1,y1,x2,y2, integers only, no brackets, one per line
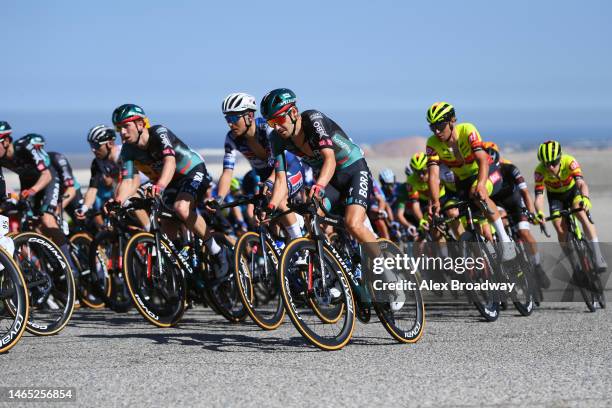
379,168,396,185
222,93,257,114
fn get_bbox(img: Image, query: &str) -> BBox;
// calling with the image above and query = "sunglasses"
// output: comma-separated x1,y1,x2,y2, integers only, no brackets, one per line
90,141,110,151
429,121,449,133
225,113,247,125
266,111,291,128
545,158,561,167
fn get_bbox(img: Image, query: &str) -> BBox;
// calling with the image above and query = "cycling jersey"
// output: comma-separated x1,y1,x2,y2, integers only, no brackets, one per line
89,156,121,188
49,152,77,189
426,123,490,181
534,154,582,195
406,173,446,203
495,162,528,199
0,135,60,214
223,117,275,178
0,134,53,186
270,110,363,172
121,125,204,182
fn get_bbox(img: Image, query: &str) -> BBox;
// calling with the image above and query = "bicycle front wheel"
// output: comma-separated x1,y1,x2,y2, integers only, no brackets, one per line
0,246,29,353
234,232,285,330
370,238,426,343
123,232,186,327
12,232,76,335
279,237,355,351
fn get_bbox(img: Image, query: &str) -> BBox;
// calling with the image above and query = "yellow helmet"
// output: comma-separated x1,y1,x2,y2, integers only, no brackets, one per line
427,102,455,124
537,140,561,164
410,152,428,172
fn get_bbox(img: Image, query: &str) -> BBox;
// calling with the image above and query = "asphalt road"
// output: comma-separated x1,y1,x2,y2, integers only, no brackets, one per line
2,300,610,408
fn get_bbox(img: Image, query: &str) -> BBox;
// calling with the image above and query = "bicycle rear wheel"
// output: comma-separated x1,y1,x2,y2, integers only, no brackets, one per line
370,239,425,343
90,231,131,312
123,232,186,327
0,246,29,353
234,232,285,330
70,232,104,309
507,242,534,316
279,237,355,351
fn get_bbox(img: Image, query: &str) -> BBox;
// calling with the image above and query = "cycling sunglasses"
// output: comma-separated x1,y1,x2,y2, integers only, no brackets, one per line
89,141,110,151
545,157,561,167
266,111,290,128
429,121,449,133
225,113,247,125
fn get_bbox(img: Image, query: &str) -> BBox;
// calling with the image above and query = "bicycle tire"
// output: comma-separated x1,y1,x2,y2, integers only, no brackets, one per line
508,242,534,316
370,238,426,343
0,246,29,353
123,232,186,327
90,230,131,313
574,239,597,312
70,232,104,309
279,237,356,351
234,231,285,330
12,232,76,335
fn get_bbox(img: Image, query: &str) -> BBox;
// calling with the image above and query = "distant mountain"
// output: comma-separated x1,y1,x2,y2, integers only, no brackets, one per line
365,136,428,157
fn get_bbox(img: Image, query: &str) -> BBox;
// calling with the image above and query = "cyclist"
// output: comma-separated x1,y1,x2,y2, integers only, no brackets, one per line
110,104,229,276
261,88,376,246
483,142,550,287
368,176,392,239
0,128,76,271
378,168,416,237
425,102,516,261
534,140,607,272
210,93,304,240
48,151,84,222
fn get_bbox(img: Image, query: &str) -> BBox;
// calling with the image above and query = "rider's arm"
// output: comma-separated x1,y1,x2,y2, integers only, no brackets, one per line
427,164,441,204
83,186,98,208
384,201,395,222
29,169,52,194
474,150,490,191
269,170,288,209
575,178,589,197
216,168,234,202
156,156,176,189
409,200,424,221
314,148,336,189
62,186,76,209
395,204,412,228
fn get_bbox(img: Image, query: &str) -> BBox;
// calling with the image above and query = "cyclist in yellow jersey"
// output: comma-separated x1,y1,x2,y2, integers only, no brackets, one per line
406,152,460,240
425,102,516,261
534,140,607,272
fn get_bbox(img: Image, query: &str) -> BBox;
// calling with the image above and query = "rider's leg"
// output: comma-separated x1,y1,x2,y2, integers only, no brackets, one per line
573,199,607,271
278,197,302,240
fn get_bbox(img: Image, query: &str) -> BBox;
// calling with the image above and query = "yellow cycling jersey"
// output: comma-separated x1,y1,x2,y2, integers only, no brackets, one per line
425,123,487,181
406,173,446,202
534,154,583,194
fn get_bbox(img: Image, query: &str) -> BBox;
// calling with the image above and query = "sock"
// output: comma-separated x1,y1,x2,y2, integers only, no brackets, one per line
492,217,511,243
533,252,541,266
285,222,302,239
205,237,221,255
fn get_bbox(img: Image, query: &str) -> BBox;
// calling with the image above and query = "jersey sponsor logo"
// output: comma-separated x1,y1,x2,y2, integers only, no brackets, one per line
158,131,173,149
313,121,330,139
534,172,544,182
468,132,479,144
309,112,323,120
359,170,369,198
425,146,436,156
569,160,579,170
318,138,332,147
489,169,502,184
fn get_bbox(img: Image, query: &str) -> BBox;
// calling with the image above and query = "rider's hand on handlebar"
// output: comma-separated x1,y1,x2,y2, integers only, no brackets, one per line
147,184,165,198
309,184,326,200
534,210,545,225
75,204,89,220
103,198,120,215
428,201,440,217
257,202,276,224
204,197,222,213
20,188,37,199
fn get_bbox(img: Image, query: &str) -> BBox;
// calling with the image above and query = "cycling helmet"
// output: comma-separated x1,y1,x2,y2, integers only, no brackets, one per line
87,125,116,145
260,88,297,119
229,177,241,193
483,141,501,164
23,133,45,147
537,140,562,164
0,121,12,139
222,93,257,114
404,162,413,177
112,104,148,126
426,102,455,124
378,168,396,185
410,152,428,172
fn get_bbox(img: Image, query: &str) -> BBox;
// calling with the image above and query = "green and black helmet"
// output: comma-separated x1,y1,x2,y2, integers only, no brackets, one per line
0,121,12,139
537,140,562,164
112,104,148,126
260,88,297,119
426,102,455,124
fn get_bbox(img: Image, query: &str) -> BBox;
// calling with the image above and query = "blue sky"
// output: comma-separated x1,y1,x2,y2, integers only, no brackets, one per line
2,0,611,151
